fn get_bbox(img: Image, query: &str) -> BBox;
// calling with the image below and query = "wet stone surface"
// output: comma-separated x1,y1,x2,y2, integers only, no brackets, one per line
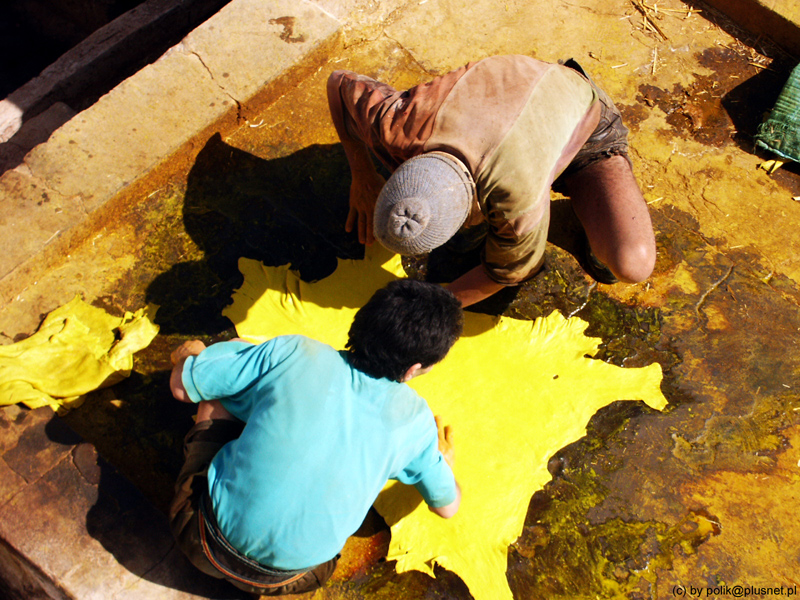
633,45,792,149
56,143,800,597
12,1,800,597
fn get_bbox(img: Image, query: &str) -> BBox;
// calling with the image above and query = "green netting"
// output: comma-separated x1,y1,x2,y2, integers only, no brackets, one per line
755,62,800,162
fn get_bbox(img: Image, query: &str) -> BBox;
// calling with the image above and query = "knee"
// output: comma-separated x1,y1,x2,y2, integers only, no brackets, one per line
610,239,656,283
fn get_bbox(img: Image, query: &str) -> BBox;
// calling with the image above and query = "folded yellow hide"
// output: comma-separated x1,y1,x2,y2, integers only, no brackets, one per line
0,297,159,412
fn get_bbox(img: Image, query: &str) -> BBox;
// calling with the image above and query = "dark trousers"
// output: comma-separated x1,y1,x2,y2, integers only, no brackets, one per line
169,419,339,596
555,58,632,181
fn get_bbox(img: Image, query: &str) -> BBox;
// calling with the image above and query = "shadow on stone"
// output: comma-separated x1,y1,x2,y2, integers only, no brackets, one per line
721,60,796,154
79,437,249,598
145,134,601,331
146,133,363,336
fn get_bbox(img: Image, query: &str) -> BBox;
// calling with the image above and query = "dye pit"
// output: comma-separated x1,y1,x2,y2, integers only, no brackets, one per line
4,0,800,597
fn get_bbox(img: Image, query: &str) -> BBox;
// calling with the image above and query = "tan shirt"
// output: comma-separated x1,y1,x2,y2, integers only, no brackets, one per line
331,55,599,284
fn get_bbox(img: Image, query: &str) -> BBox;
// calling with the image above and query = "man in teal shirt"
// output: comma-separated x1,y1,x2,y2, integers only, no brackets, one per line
169,279,463,596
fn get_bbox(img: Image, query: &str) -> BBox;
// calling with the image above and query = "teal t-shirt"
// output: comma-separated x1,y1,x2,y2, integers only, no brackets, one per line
181,336,456,570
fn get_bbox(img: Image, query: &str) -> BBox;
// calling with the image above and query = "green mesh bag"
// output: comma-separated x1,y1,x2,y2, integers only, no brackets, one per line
755,62,800,162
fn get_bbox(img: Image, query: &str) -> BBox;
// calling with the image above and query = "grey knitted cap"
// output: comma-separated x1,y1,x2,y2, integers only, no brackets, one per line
374,152,476,256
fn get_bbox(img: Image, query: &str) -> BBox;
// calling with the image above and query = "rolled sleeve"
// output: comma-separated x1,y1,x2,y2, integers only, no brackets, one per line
180,355,204,403
179,340,271,409
328,68,468,171
327,70,402,161
413,453,458,508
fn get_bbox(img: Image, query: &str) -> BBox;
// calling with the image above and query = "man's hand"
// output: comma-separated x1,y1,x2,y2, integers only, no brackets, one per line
430,418,461,519
170,340,207,365
435,415,455,468
170,340,206,402
346,168,385,245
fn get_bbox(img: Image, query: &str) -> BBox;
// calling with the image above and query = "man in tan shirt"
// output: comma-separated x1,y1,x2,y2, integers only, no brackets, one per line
327,55,656,307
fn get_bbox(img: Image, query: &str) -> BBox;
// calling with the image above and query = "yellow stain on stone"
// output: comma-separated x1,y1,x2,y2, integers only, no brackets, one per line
670,263,700,295
0,297,159,413
702,304,730,330
224,245,667,600
677,424,800,585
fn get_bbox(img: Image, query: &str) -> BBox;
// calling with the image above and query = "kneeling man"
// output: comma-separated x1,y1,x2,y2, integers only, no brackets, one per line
169,279,463,596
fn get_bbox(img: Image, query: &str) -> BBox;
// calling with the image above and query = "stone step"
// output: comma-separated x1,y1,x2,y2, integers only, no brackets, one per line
0,0,342,313
0,406,248,600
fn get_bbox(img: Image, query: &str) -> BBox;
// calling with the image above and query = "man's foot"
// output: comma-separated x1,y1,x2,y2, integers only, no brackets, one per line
578,232,618,284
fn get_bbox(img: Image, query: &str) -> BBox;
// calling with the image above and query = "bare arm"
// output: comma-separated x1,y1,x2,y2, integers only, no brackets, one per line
326,72,385,245
446,265,506,308
429,416,462,518
169,340,207,403
429,483,461,518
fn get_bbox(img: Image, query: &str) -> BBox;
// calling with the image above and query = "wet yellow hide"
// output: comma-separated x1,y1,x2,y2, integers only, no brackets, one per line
223,245,666,600
0,297,159,412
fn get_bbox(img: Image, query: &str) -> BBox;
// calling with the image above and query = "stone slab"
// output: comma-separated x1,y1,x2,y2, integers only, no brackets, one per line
0,415,245,600
181,0,341,110
0,0,233,144
0,167,83,289
22,52,230,213
0,536,71,600
2,414,81,483
702,0,800,58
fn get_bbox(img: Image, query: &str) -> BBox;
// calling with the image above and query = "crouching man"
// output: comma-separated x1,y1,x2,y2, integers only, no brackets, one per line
168,279,463,596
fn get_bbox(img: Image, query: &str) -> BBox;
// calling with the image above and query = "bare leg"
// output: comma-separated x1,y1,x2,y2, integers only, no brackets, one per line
196,399,236,423
564,155,656,283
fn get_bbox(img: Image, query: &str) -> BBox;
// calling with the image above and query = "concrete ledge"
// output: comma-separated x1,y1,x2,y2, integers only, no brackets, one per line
0,0,342,311
0,407,245,600
702,0,800,58
0,103,77,173
0,0,233,144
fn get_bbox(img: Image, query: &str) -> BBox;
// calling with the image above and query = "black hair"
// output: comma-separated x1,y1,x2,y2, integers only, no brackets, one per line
345,279,464,382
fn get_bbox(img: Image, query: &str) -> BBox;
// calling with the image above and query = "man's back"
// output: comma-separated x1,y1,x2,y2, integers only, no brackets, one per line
181,335,456,570
329,56,599,286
